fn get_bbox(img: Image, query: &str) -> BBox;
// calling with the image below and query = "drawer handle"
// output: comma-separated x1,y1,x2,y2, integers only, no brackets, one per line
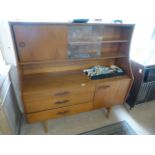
98,85,110,89
55,100,69,104
54,91,70,96
57,110,69,115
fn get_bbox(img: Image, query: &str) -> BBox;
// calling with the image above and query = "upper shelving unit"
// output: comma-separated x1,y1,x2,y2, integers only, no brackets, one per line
67,24,132,59
10,22,134,63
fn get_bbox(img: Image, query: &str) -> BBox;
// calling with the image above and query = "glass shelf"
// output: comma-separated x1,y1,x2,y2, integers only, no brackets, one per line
68,40,129,45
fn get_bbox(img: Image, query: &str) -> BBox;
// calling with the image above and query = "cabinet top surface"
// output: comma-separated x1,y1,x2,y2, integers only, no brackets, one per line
10,21,135,27
22,70,130,94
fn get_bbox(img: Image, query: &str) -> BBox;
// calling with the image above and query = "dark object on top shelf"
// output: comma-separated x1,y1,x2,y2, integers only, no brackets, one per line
72,19,89,23
113,20,123,24
83,65,125,80
89,71,125,80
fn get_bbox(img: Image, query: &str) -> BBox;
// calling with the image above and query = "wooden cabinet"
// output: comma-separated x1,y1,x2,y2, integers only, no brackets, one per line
94,81,118,109
10,22,134,132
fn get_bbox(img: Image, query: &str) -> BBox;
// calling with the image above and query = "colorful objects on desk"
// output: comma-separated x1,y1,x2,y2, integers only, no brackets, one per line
83,65,125,80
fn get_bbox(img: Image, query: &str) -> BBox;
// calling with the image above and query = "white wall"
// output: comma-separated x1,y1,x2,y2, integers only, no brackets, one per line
0,0,154,23
0,21,17,65
0,21,23,112
1,0,155,56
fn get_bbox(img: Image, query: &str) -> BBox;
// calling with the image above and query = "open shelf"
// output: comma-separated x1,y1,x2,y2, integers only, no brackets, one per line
18,52,128,66
22,70,130,94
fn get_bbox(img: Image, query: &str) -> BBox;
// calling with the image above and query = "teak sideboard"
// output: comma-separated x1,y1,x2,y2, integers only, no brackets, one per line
10,22,134,132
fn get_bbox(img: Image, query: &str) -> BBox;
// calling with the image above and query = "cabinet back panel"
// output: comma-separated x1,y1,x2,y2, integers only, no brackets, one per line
22,59,115,75
103,26,133,40
101,42,129,58
115,58,132,77
101,43,120,53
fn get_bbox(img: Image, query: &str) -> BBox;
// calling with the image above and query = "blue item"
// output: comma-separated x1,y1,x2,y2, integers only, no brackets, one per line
72,19,89,23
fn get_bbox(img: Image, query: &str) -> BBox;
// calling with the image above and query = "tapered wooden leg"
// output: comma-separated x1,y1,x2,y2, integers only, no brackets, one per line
42,121,48,133
106,107,111,118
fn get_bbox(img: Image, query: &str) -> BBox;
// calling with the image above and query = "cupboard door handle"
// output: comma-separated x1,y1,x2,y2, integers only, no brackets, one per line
98,85,110,89
57,110,69,115
55,100,69,104
54,91,70,96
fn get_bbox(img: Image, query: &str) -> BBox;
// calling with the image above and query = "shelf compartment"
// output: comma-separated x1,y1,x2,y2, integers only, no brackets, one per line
100,52,128,58
68,41,129,59
22,70,130,94
103,25,133,41
68,43,101,59
18,52,128,66
101,42,129,56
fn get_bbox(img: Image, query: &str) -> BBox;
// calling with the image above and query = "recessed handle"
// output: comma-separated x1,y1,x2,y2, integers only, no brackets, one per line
98,85,110,89
57,110,69,115
55,100,69,104
54,91,70,96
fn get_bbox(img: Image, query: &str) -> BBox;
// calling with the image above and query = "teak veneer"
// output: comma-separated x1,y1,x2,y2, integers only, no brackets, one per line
10,22,134,132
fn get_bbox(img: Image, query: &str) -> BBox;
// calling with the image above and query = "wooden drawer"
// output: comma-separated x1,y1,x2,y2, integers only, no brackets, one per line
23,84,95,113
24,90,94,113
23,82,94,101
26,102,93,123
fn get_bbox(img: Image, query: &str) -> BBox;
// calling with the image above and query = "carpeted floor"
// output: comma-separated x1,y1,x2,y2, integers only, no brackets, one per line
80,121,137,135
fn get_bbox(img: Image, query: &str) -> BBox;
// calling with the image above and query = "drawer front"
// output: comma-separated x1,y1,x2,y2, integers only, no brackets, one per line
23,83,94,101
24,90,94,113
26,102,93,123
94,78,131,109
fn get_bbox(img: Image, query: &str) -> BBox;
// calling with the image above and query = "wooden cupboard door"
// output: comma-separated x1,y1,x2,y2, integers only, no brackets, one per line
94,81,118,109
94,79,131,109
113,79,131,105
13,24,67,62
